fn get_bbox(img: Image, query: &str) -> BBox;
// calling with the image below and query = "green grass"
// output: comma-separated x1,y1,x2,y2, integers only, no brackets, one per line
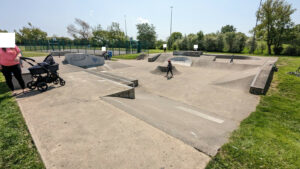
0,76,45,168
206,57,300,169
21,51,49,58
112,53,140,60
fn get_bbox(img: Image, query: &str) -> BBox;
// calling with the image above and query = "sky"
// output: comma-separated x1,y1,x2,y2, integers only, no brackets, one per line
0,0,299,40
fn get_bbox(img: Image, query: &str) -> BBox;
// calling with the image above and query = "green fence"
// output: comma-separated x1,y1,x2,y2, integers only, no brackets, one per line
19,40,150,56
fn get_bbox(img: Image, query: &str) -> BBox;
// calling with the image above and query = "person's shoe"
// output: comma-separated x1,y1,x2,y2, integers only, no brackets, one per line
11,91,17,96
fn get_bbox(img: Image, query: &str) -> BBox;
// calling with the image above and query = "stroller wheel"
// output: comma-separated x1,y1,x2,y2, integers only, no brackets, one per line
37,82,48,92
27,81,36,90
60,79,66,86
53,79,59,85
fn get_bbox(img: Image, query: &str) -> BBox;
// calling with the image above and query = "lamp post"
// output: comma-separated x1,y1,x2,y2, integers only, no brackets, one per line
170,6,173,37
251,0,263,54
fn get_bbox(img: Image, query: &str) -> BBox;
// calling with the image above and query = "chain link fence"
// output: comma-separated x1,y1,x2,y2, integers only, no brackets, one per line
19,39,150,56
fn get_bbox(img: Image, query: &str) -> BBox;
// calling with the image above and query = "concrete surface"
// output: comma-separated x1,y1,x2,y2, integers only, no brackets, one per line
16,56,210,169
14,54,278,168
97,55,277,156
64,53,105,68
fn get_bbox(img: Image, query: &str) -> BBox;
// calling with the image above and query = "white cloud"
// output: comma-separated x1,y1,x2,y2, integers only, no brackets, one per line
137,17,149,24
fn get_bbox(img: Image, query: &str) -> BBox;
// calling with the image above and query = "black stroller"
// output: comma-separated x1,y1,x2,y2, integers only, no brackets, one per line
20,54,66,92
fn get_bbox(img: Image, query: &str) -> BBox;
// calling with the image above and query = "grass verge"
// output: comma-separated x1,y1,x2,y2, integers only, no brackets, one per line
206,57,300,169
112,53,140,60
0,75,45,168
21,51,49,58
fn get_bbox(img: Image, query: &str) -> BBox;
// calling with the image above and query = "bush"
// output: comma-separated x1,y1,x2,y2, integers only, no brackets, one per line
273,46,284,55
282,45,300,56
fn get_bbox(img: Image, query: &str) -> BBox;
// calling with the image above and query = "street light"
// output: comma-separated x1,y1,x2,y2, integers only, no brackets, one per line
170,6,173,37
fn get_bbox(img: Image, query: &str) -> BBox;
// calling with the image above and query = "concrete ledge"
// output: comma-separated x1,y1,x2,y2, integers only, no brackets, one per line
205,54,259,60
173,51,203,57
250,61,276,95
107,88,135,99
148,53,161,62
136,53,147,60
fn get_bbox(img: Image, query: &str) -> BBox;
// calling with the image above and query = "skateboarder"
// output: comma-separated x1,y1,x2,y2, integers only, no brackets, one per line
166,60,173,78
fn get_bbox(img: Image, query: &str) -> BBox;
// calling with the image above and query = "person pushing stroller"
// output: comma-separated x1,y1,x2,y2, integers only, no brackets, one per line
166,60,173,78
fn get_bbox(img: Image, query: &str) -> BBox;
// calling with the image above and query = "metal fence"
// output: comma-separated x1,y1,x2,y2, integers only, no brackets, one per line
18,40,150,56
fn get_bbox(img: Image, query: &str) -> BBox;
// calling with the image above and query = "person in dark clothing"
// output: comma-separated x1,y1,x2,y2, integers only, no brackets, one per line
166,60,173,78
0,46,25,96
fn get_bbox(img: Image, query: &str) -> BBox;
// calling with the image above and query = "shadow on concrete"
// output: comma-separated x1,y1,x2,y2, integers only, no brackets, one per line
16,86,62,99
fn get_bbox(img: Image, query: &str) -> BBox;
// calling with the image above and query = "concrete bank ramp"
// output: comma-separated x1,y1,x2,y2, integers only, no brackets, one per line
64,53,105,68
17,68,209,168
155,53,173,63
170,57,192,67
193,61,260,71
250,60,277,94
96,61,132,71
212,67,260,91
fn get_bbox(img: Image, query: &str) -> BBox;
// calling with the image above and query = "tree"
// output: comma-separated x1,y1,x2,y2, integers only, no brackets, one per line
224,32,236,52
196,31,205,50
136,23,156,49
255,0,295,54
204,33,218,52
107,22,127,43
16,22,47,43
167,32,182,49
92,25,109,46
0,29,8,32
155,39,166,49
67,18,91,40
221,25,236,34
187,33,198,50
224,32,247,53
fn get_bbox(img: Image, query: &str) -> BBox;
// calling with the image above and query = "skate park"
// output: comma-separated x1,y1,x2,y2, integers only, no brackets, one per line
13,51,278,168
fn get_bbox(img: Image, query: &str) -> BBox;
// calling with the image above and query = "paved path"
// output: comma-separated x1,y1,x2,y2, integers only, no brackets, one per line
16,60,210,169
103,88,237,156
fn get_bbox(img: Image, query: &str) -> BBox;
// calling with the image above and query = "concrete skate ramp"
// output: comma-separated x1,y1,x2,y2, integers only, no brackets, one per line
155,53,172,63
173,51,202,57
151,65,180,75
96,61,131,71
64,53,105,68
193,61,260,71
250,60,277,95
206,54,260,60
170,57,192,67
213,67,260,91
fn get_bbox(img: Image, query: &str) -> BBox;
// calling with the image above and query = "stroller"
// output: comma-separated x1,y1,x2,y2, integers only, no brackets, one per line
20,54,66,92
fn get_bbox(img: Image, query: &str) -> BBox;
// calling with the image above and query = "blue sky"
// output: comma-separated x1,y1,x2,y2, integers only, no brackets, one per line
1,0,299,40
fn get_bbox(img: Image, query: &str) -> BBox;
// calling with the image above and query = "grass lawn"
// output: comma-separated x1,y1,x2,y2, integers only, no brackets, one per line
21,51,49,58
0,76,45,168
112,53,140,60
206,56,300,169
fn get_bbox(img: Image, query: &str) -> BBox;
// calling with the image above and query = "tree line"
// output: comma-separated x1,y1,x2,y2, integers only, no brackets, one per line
0,0,299,55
